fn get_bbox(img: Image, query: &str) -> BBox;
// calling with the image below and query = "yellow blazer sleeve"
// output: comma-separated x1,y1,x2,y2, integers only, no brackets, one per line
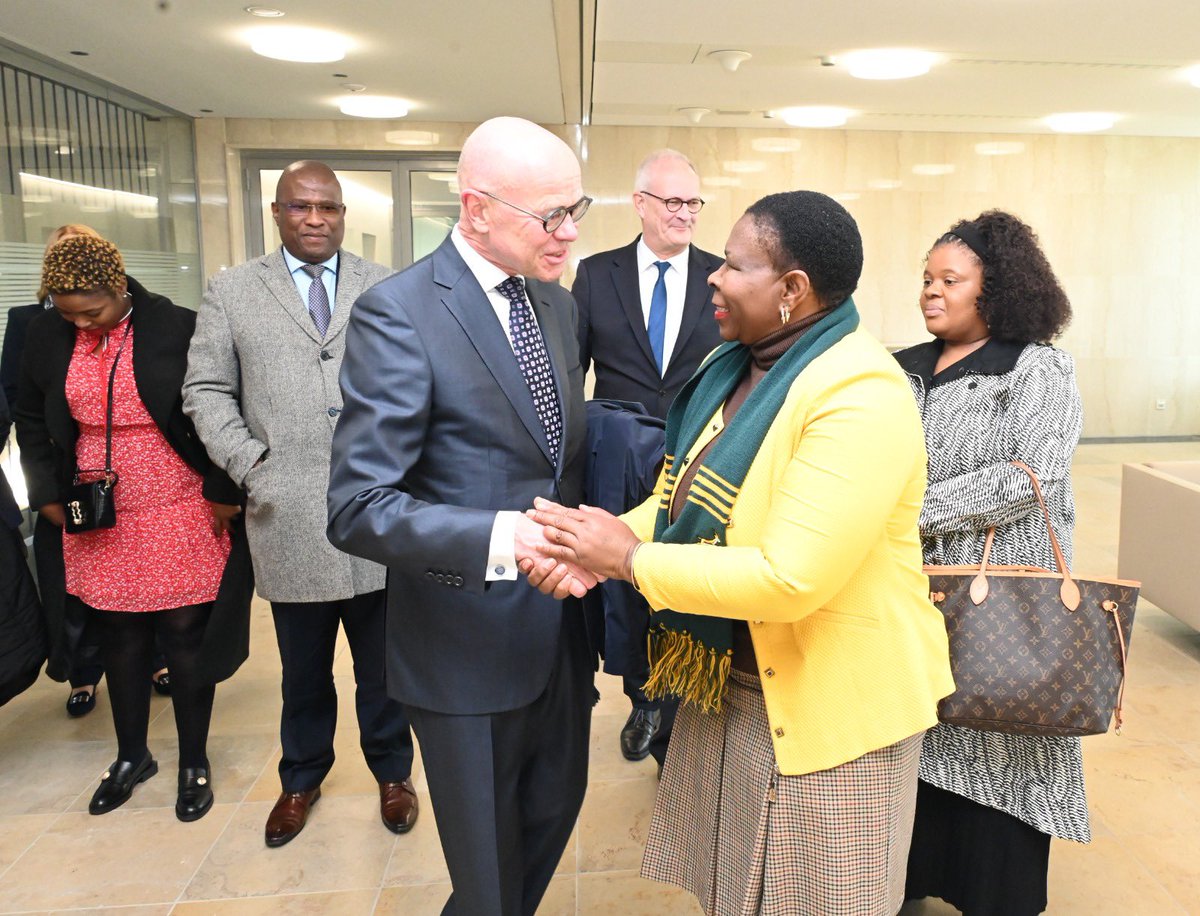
632,367,924,623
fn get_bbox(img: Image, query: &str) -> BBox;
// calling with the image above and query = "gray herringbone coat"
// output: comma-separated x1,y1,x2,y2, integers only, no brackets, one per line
183,248,392,602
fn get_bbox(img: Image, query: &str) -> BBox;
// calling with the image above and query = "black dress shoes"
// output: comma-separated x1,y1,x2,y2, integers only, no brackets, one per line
88,752,158,815
620,708,662,761
176,766,214,822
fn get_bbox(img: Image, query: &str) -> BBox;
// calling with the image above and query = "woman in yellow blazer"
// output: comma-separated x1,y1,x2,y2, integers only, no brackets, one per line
528,190,954,916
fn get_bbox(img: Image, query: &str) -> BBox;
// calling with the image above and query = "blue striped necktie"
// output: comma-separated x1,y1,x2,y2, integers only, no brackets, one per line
648,260,669,374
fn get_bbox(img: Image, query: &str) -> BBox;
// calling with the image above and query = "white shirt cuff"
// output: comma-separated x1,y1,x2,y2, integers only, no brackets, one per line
487,511,520,580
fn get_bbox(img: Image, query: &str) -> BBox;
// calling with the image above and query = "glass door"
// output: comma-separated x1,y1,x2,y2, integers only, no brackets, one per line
243,154,458,269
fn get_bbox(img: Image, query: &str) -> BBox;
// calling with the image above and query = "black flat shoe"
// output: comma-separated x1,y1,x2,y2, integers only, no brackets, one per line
176,766,213,822
88,752,158,815
66,684,99,718
151,669,171,696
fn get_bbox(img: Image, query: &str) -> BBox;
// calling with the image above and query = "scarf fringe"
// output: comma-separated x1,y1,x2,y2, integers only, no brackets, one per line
643,626,732,715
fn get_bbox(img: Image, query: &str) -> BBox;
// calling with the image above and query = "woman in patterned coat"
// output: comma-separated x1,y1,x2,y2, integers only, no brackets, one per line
15,236,250,822
895,210,1083,916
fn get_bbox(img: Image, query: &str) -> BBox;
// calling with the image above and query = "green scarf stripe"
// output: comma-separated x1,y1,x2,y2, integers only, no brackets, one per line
693,468,739,506
684,490,730,524
643,298,860,712
688,478,735,519
697,467,740,501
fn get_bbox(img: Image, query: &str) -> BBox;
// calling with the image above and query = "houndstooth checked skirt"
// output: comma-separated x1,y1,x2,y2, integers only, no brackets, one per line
641,670,924,916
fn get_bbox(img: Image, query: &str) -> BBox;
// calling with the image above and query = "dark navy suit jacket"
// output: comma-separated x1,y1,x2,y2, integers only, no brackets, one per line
582,400,665,676
572,238,724,421
327,235,593,715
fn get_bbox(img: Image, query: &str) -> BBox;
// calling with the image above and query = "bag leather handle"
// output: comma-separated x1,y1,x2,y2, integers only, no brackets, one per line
969,460,1081,611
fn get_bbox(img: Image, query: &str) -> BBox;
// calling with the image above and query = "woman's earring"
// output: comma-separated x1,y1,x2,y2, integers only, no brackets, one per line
779,303,792,326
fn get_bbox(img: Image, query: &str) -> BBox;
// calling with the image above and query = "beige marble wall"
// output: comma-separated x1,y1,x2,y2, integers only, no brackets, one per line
195,118,1200,438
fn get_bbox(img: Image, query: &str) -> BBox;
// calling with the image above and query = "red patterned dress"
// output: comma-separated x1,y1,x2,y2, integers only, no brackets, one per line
63,321,230,612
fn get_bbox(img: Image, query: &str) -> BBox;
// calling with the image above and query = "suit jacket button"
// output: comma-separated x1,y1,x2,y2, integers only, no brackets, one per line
327,407,340,417
453,576,464,587
658,388,667,397
425,571,435,580
320,349,332,360
436,573,445,583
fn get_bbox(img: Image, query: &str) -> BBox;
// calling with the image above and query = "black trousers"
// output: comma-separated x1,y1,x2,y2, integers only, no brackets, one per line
270,590,414,793
405,610,593,916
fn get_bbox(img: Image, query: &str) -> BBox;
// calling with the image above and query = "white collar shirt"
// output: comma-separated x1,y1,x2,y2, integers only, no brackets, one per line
450,224,541,351
636,237,690,374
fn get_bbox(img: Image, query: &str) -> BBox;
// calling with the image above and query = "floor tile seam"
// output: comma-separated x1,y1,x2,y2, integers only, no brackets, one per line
235,736,283,805
1106,829,1193,915
172,803,247,907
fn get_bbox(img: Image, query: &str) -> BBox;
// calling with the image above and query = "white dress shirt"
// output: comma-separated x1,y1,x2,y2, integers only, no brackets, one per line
636,238,690,374
449,226,545,582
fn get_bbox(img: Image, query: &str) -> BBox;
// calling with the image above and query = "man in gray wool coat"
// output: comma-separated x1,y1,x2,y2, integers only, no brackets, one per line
183,160,417,848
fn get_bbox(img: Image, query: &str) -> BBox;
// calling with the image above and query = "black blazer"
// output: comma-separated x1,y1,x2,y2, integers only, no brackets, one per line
13,278,253,683
1,302,43,411
572,238,724,421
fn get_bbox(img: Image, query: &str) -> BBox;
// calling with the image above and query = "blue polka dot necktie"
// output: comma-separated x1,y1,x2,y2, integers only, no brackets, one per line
496,276,563,462
301,263,331,337
648,260,670,374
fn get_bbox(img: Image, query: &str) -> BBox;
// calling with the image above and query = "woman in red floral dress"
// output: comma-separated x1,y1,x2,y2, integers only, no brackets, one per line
15,236,249,821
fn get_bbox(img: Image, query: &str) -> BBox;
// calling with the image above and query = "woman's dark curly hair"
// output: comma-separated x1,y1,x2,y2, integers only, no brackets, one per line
744,191,862,308
932,210,1071,344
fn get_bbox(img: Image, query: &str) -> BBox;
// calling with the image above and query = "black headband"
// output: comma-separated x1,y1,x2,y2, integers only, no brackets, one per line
950,223,989,263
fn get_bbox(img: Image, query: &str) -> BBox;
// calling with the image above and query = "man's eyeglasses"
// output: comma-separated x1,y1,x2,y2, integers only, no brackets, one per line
477,190,592,233
280,201,346,218
639,190,705,214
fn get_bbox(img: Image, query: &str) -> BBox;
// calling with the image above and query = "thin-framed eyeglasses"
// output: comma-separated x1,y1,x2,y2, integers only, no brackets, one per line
639,190,705,214
280,201,346,217
476,189,592,233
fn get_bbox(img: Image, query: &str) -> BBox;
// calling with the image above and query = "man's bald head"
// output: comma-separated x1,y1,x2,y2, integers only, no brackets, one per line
272,159,346,264
457,118,585,282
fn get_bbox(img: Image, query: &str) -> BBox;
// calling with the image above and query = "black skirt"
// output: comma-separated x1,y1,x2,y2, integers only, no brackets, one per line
905,780,1051,916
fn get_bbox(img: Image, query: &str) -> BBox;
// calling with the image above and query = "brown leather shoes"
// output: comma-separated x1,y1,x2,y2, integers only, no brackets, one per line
379,778,418,834
265,788,321,848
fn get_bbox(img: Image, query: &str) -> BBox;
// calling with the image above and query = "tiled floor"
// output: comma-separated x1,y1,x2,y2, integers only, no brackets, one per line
1,441,1197,914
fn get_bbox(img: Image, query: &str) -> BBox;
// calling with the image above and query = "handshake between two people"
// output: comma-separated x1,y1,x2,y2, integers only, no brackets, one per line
515,497,643,600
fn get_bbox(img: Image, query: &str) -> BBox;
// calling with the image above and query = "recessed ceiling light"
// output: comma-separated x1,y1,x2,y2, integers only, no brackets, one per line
775,106,852,128
974,141,1025,156
722,159,766,173
1182,65,1200,88
250,26,348,63
1044,111,1116,133
244,5,284,16
678,107,710,124
839,49,937,80
199,108,214,114
69,50,89,56
751,137,802,154
911,163,955,176
385,129,439,145
338,95,409,118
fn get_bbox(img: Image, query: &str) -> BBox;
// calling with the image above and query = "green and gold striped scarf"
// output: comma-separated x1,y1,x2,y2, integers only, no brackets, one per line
643,297,859,711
